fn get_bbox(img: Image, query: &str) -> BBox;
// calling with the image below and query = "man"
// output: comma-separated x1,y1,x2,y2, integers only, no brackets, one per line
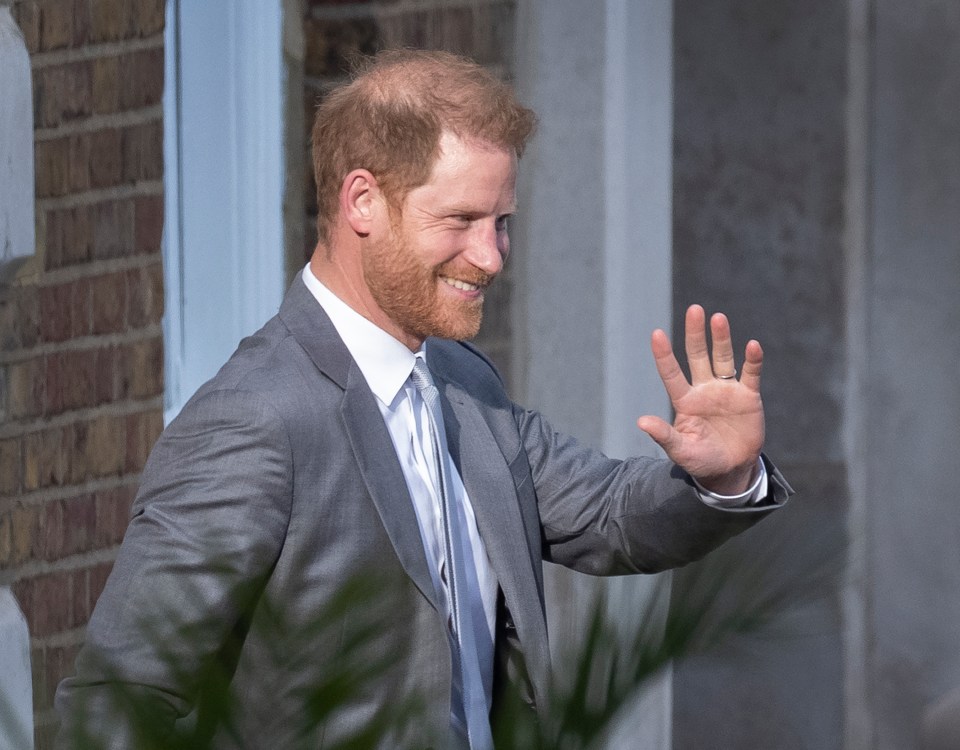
56,50,790,749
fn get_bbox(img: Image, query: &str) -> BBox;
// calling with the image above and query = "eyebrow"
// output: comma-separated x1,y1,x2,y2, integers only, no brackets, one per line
443,205,517,218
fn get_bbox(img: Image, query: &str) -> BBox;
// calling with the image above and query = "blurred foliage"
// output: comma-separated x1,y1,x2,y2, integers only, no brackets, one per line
42,511,839,749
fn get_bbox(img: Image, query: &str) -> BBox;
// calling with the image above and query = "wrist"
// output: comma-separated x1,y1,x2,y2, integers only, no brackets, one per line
695,458,760,496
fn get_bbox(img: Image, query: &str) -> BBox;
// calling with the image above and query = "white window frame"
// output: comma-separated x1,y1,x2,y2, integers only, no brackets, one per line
0,5,35,282
163,0,285,422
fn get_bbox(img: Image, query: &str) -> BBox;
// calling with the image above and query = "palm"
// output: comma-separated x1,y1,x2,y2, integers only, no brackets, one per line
637,305,765,495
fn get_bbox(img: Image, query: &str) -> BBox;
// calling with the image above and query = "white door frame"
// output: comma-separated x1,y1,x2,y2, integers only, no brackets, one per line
163,0,285,422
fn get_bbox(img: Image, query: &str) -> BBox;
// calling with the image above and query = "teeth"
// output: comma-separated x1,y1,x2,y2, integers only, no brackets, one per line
441,276,480,292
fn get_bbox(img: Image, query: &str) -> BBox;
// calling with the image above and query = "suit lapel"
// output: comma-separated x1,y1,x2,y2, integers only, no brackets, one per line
436,374,550,686
279,278,440,612
339,371,440,611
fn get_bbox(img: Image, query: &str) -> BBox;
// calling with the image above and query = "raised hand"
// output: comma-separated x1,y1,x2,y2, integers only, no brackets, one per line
636,304,765,495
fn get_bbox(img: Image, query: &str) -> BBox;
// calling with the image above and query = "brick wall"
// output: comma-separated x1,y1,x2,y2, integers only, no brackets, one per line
302,0,518,384
0,1,164,746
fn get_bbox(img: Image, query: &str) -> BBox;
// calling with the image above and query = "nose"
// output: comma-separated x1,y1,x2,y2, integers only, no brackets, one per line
463,220,507,276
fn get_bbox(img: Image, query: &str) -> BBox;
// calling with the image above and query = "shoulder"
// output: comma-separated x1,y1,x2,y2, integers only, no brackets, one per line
426,338,506,393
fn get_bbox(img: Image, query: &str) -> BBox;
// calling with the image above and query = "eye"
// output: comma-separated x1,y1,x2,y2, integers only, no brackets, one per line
495,215,511,232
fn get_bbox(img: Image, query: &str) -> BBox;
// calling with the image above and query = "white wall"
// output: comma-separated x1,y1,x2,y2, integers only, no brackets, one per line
514,1,674,746
0,587,33,749
0,5,35,281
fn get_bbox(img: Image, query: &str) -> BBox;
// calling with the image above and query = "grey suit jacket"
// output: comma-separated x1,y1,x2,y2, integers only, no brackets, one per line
55,277,790,749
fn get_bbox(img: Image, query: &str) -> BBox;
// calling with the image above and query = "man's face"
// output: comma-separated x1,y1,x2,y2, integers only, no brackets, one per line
362,132,517,345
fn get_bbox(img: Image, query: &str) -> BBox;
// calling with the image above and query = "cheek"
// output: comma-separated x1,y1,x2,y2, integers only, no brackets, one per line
418,232,465,267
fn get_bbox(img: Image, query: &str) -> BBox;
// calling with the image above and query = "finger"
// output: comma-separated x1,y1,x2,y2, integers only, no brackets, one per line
710,312,737,378
650,328,691,403
739,339,763,392
636,415,681,457
684,304,714,383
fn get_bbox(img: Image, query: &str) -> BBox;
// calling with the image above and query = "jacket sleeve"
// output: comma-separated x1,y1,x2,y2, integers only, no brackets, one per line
512,405,792,576
54,388,295,749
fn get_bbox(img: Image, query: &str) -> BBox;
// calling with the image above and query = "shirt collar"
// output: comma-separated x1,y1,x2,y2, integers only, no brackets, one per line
301,264,420,407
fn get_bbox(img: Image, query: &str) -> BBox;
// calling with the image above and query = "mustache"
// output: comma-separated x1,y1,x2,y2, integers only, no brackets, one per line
435,264,496,290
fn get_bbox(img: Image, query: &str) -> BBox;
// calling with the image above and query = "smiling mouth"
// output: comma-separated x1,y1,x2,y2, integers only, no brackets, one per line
440,275,484,293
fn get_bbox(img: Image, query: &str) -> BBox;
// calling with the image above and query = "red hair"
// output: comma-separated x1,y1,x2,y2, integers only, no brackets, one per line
310,49,536,244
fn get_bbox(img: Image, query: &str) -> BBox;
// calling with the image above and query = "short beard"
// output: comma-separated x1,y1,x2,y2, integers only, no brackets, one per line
362,226,493,343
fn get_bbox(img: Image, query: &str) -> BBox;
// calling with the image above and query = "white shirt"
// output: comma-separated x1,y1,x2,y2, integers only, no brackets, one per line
301,267,497,731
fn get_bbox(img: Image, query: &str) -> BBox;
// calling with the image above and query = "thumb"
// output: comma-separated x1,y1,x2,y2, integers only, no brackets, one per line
636,415,677,453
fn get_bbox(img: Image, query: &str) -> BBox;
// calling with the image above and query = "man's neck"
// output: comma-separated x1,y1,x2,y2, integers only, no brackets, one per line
308,247,422,351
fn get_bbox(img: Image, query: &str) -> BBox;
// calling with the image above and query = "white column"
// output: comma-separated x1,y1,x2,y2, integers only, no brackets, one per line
0,5,35,281
0,587,34,749
163,0,286,421
514,0,674,746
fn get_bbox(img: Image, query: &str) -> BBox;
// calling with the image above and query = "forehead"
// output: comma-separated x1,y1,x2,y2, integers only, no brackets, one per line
404,131,517,211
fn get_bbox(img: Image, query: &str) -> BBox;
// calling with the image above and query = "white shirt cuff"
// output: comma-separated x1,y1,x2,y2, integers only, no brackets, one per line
692,457,768,509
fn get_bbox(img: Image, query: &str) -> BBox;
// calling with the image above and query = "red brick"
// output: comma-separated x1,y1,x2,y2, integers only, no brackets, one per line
40,281,89,343
94,486,135,547
71,349,100,409
128,337,163,400
29,495,101,561
0,438,20,496
126,263,164,328
7,357,45,419
0,293,18,352
0,514,10,570
34,499,63,562
14,1,42,54
45,349,98,414
133,0,165,37
92,199,135,259
124,408,163,473
87,129,123,189
19,286,41,349
85,414,125,479
118,48,165,111
134,195,163,255
13,570,77,637
39,0,76,51
69,421,89,484
43,353,65,414
91,55,120,114
0,286,39,352
66,133,92,193
70,568,91,626
0,505,35,569
0,512,11,568
60,494,98,558
35,62,93,128
22,431,42,491
72,278,93,338
88,0,133,42
23,426,72,490
71,0,92,46
45,205,94,270
95,344,120,403
90,273,127,335
121,121,163,182
34,137,71,199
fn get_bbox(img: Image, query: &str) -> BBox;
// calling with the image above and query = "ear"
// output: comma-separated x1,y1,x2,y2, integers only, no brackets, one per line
340,169,381,236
